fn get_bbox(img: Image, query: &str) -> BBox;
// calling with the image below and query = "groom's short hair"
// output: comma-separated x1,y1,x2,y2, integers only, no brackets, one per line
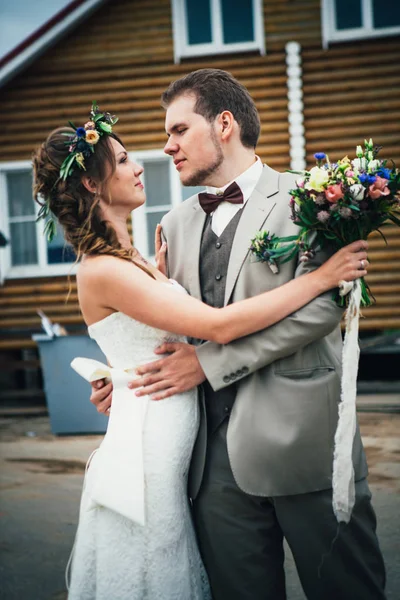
161,68,260,149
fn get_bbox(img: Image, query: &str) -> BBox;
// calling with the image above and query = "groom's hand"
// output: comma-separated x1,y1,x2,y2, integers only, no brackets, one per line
129,342,206,400
89,379,113,414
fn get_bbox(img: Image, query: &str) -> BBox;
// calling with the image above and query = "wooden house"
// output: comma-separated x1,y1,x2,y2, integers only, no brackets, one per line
0,0,399,407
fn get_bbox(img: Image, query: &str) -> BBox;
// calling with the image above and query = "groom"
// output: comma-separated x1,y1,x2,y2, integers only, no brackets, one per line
90,69,386,599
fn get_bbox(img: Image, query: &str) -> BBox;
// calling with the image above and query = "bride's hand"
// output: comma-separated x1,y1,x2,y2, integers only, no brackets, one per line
155,224,167,276
318,240,369,291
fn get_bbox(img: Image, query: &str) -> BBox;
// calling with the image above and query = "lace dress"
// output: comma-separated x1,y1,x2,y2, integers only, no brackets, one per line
68,280,211,600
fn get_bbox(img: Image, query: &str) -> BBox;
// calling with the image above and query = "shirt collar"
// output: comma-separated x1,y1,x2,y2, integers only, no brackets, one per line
205,156,263,204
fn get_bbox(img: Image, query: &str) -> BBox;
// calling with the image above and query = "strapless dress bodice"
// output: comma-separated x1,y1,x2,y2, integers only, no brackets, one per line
87,279,188,369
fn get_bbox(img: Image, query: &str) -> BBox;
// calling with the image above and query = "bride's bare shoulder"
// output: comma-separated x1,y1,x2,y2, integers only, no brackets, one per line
77,254,134,285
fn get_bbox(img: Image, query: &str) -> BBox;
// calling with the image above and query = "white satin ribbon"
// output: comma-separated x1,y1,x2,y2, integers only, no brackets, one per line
71,358,148,526
332,279,361,523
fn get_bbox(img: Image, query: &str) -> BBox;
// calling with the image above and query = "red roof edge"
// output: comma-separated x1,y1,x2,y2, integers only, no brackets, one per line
0,0,89,69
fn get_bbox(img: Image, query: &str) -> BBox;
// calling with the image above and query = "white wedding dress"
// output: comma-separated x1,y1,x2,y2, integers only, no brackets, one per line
68,280,211,600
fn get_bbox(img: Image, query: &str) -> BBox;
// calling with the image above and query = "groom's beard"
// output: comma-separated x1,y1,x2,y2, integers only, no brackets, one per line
182,131,224,187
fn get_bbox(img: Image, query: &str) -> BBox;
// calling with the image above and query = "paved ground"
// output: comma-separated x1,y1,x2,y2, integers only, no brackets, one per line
0,411,399,600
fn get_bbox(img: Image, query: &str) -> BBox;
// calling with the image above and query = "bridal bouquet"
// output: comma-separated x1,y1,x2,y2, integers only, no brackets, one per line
250,140,400,525
250,139,400,307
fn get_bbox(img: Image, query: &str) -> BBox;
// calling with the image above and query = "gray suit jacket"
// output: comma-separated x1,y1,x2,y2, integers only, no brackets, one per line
161,165,368,498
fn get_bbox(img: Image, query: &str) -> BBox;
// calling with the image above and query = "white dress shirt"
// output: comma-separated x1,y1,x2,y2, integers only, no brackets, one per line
205,157,263,237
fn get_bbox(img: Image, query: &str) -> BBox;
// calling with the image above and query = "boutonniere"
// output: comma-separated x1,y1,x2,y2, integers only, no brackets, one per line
249,230,302,274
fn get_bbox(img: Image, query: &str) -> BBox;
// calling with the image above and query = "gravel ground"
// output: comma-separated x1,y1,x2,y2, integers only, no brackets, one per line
0,412,399,600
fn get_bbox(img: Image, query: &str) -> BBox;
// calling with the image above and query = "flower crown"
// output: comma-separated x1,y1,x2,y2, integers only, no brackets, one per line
36,101,118,241
60,101,118,180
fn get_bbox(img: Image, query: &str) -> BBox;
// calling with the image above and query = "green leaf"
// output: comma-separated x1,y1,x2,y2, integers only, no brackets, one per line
275,235,299,243
44,219,57,242
98,121,112,133
60,153,76,180
36,203,48,220
281,247,299,264
388,212,400,227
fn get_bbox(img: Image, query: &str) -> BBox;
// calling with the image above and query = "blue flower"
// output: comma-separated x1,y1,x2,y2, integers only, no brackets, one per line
76,139,88,152
262,249,271,260
358,173,376,185
314,152,326,160
377,167,391,180
76,127,86,138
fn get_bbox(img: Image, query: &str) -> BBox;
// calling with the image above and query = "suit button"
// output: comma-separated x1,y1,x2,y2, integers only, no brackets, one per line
230,372,236,379
224,406,230,414
215,274,222,281
236,369,243,377
216,241,221,249
223,375,231,383
242,366,249,374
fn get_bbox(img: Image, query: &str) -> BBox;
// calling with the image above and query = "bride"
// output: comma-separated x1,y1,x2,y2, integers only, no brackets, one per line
33,104,368,600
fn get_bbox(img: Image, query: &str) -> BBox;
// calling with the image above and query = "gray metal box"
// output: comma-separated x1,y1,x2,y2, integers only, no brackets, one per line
33,334,108,435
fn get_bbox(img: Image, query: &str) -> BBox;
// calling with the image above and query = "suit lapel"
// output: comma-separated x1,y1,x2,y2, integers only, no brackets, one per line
184,202,207,301
224,165,280,305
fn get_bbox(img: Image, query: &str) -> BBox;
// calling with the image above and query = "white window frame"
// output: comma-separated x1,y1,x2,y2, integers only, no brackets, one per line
172,0,265,62
322,0,400,48
0,160,77,280
130,149,202,260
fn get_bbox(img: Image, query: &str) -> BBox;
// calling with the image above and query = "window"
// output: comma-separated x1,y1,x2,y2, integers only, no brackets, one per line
131,150,203,259
0,155,203,278
0,162,75,279
171,0,265,62
322,0,400,47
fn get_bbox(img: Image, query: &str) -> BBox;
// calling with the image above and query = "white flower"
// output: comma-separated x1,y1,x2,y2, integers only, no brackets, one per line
368,159,380,172
349,184,365,201
305,166,330,192
352,157,367,172
356,145,363,158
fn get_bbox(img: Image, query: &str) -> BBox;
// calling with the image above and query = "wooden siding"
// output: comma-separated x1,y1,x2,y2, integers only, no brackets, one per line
0,276,82,405
0,277,82,348
0,0,290,168
302,37,400,330
0,0,399,355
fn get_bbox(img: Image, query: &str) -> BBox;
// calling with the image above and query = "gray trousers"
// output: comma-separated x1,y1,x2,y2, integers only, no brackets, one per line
193,420,386,600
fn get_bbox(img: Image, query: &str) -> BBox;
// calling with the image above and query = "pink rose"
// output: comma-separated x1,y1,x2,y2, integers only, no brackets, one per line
296,178,305,188
325,184,344,203
345,169,355,178
368,176,390,200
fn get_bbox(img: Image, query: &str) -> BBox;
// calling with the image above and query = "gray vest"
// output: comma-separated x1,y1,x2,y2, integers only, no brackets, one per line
199,210,242,434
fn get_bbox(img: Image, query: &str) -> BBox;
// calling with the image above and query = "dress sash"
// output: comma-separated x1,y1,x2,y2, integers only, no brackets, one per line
71,358,148,526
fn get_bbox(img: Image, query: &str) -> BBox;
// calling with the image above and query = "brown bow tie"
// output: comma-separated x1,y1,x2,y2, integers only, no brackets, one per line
198,181,244,214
